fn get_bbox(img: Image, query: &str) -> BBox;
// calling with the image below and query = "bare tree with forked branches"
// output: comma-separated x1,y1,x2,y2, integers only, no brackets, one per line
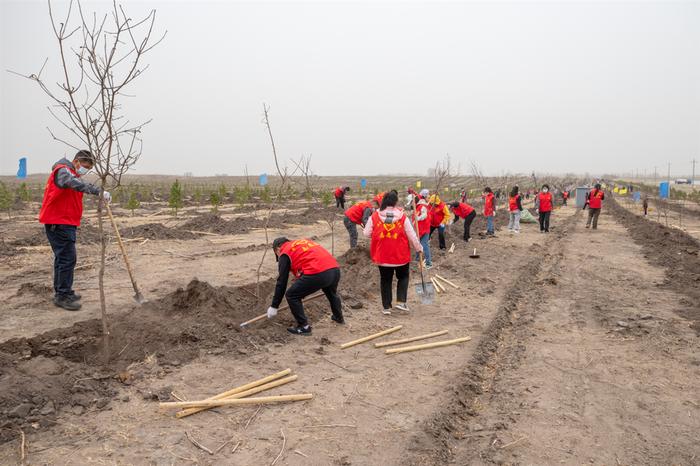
10,0,165,355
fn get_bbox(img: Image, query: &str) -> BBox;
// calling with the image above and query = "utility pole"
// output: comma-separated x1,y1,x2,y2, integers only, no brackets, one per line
692,158,697,185
654,166,657,183
668,162,671,187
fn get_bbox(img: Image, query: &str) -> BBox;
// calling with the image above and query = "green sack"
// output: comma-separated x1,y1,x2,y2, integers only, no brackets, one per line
520,209,537,223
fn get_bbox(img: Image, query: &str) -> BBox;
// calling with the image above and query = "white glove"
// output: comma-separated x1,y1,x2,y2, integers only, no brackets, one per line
267,306,278,318
103,191,112,204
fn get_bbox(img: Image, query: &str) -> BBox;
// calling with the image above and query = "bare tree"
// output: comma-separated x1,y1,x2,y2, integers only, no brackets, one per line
12,0,165,352
255,104,300,297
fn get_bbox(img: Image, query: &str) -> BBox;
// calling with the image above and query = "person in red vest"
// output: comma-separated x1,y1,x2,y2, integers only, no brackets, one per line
343,198,379,248
428,194,450,250
267,237,343,335
334,186,350,209
585,183,605,229
39,151,110,311
413,197,433,269
482,187,496,235
562,190,569,206
449,201,476,242
535,184,553,233
363,190,423,314
508,186,523,233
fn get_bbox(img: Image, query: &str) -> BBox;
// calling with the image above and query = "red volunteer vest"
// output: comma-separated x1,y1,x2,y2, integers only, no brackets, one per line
38,164,84,226
334,188,343,198
588,189,604,209
345,201,371,225
370,211,410,265
414,204,431,236
429,202,446,227
538,192,553,212
279,239,338,278
483,193,495,216
508,194,520,212
453,203,474,219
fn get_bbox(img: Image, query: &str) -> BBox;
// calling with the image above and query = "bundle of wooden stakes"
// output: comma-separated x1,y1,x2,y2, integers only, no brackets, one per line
158,369,312,417
430,274,459,295
339,327,471,355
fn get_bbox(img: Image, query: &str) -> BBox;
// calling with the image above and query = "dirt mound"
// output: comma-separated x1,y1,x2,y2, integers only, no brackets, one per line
15,282,53,298
11,224,104,247
610,198,700,334
274,207,339,225
336,245,376,298
181,213,265,235
0,276,340,443
0,240,18,257
121,223,199,240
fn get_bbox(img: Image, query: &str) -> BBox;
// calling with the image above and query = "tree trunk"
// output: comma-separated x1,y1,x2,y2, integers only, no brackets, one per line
97,177,110,364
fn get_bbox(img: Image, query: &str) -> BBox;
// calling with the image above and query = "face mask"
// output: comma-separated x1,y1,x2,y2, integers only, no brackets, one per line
77,166,90,176
542,188,549,193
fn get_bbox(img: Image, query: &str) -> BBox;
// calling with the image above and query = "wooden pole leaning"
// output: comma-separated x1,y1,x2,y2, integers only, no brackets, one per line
374,330,449,348
172,369,290,417
340,325,403,349
434,274,460,289
432,277,446,293
385,336,472,355
161,393,313,410
239,292,325,327
175,374,297,418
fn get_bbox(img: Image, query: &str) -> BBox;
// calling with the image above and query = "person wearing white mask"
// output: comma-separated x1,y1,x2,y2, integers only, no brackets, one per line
39,150,110,311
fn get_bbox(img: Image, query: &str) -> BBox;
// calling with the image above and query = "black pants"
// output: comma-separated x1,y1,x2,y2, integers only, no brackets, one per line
343,216,358,248
463,210,476,241
45,224,77,298
335,197,345,209
285,268,342,326
429,225,446,249
378,263,409,309
539,211,551,232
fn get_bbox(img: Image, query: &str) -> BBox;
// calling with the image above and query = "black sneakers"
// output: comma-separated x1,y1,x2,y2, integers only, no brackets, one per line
67,292,81,302
331,314,345,324
287,325,312,335
54,296,82,311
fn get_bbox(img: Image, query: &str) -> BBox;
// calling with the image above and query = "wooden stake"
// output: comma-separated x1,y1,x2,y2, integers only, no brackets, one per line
340,325,403,349
385,336,472,355
175,371,294,418
161,393,313,410
239,292,325,327
430,277,440,294
374,330,449,348
434,274,460,289
432,277,447,293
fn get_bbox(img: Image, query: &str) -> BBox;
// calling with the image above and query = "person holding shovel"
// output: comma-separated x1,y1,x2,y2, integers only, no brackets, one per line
482,187,496,235
449,201,476,242
334,186,350,209
585,183,605,229
343,198,379,248
413,196,433,269
267,237,344,335
39,150,111,311
363,190,423,315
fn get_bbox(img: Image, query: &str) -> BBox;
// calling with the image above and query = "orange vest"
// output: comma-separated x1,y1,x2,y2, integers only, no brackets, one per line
483,193,495,216
370,211,410,265
429,202,446,227
538,192,553,212
345,201,371,225
414,204,431,236
279,239,338,278
453,202,474,219
38,164,84,226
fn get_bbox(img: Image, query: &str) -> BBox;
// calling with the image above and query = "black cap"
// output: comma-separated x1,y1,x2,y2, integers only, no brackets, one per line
272,237,289,262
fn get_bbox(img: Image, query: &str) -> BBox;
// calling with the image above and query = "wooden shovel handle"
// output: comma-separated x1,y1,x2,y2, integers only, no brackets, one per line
106,204,141,296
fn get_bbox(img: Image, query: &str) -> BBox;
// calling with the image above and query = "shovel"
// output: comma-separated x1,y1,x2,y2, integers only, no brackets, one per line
106,203,146,304
411,198,435,305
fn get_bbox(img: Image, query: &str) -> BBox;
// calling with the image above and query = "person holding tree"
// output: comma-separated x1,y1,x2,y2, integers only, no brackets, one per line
39,150,110,311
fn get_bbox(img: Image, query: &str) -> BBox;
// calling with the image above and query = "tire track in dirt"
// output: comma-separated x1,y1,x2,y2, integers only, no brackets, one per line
406,209,579,465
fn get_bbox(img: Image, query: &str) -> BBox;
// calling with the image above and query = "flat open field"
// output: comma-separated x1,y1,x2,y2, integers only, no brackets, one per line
1,188,698,465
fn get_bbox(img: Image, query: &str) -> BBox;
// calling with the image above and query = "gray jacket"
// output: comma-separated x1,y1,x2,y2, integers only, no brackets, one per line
52,158,100,195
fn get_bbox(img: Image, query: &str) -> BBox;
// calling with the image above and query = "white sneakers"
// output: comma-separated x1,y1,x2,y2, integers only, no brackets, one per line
394,303,409,312
382,308,391,315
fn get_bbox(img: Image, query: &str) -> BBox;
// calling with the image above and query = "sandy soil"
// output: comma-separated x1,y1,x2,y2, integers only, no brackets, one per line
1,199,698,465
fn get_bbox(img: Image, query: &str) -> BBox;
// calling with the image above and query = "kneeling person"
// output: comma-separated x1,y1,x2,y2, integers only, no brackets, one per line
268,238,344,335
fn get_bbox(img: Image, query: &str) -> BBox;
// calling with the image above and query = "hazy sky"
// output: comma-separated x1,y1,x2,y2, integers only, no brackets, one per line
1,1,699,178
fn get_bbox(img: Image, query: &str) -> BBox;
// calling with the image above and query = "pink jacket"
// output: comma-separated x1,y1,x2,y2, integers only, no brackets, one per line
363,206,423,267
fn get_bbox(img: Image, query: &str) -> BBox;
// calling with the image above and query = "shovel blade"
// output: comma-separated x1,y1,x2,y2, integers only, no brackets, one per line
133,291,146,304
415,282,435,304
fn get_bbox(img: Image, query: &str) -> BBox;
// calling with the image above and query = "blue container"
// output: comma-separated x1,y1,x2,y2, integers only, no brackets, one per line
659,182,669,199
575,187,588,208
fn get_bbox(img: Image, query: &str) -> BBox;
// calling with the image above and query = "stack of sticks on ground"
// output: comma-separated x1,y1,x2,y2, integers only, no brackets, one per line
340,325,471,355
158,369,312,417
430,274,459,295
